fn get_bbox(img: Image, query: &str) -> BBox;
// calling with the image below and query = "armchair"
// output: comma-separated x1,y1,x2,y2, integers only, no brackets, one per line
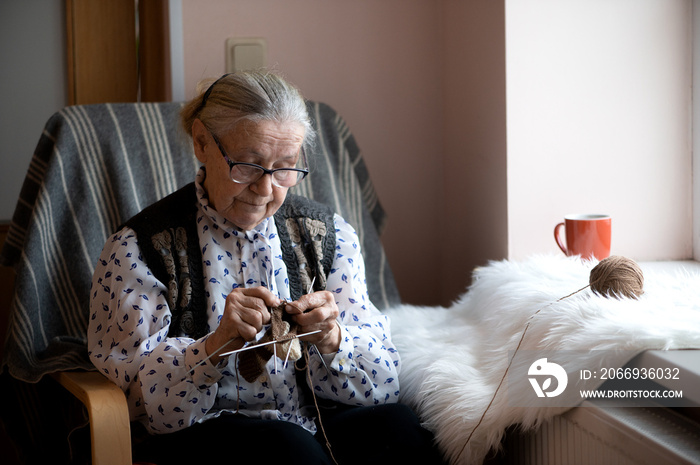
0,101,399,464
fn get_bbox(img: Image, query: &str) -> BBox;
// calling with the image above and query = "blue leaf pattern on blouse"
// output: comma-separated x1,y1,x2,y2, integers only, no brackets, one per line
87,168,400,435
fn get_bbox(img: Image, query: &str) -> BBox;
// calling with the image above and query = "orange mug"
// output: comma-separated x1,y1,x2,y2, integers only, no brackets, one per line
554,214,611,260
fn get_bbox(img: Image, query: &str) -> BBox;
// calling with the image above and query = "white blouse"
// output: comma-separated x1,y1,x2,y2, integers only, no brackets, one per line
88,168,400,434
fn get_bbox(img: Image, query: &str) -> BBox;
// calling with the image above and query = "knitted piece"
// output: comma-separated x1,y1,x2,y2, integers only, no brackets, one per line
237,303,302,383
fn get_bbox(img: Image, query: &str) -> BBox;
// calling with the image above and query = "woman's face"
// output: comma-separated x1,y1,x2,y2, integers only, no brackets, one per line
193,118,305,230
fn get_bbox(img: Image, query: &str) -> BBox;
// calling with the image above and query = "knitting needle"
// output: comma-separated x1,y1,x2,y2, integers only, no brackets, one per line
273,341,278,372
218,329,321,357
186,329,321,376
186,336,236,376
305,276,335,374
283,341,293,369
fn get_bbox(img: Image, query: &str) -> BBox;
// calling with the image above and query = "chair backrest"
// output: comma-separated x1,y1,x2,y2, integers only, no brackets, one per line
0,101,399,383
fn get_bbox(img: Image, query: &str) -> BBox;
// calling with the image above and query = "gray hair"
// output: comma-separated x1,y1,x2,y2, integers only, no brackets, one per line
181,70,315,148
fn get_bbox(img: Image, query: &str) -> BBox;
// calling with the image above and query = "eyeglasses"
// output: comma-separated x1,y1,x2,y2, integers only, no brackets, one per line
210,132,309,188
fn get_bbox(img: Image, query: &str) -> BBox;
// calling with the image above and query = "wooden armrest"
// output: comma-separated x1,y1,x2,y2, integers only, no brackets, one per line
52,371,132,465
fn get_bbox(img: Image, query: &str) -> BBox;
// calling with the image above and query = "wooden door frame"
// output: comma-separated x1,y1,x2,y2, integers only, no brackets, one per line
66,0,171,105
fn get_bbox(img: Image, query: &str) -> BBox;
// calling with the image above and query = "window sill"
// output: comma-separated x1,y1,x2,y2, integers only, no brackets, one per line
630,260,700,409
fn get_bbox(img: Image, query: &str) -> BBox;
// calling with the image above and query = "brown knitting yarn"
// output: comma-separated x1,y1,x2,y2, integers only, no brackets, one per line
238,330,276,382
237,303,302,383
589,255,644,299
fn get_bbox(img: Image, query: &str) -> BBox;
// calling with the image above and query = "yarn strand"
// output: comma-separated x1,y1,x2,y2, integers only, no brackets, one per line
304,345,340,465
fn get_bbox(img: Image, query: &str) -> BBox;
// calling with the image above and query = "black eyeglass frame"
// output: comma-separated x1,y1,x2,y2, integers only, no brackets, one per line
210,132,309,188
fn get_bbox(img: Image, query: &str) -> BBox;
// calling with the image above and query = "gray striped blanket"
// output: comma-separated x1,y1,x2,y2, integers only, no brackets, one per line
1,100,399,383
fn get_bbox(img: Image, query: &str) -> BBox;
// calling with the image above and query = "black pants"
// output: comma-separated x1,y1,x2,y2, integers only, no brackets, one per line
133,403,445,465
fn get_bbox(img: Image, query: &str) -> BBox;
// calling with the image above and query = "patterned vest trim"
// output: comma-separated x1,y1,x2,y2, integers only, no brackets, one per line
123,182,336,340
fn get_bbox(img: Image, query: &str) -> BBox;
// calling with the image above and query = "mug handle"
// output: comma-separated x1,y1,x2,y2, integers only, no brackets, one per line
554,222,567,255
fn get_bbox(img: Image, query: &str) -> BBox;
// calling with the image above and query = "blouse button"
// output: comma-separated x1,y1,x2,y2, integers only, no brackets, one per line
259,375,268,383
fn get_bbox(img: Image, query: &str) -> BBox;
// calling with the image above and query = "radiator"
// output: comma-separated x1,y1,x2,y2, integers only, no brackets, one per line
501,400,700,465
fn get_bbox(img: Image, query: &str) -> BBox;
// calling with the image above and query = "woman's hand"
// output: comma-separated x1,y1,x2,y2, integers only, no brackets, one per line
285,291,341,354
204,286,279,365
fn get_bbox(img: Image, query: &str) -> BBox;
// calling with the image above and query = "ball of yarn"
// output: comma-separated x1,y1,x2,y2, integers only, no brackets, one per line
589,255,644,299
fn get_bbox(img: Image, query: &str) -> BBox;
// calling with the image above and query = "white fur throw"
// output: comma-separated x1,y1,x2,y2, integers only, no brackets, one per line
386,255,700,465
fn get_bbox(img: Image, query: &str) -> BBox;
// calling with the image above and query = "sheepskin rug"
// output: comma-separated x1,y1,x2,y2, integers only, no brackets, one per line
385,255,700,465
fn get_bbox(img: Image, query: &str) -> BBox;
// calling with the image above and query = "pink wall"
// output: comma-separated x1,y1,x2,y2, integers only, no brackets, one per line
181,0,448,305
441,1,508,303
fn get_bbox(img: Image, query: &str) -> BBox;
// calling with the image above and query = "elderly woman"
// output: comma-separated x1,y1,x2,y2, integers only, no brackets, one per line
88,71,441,464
